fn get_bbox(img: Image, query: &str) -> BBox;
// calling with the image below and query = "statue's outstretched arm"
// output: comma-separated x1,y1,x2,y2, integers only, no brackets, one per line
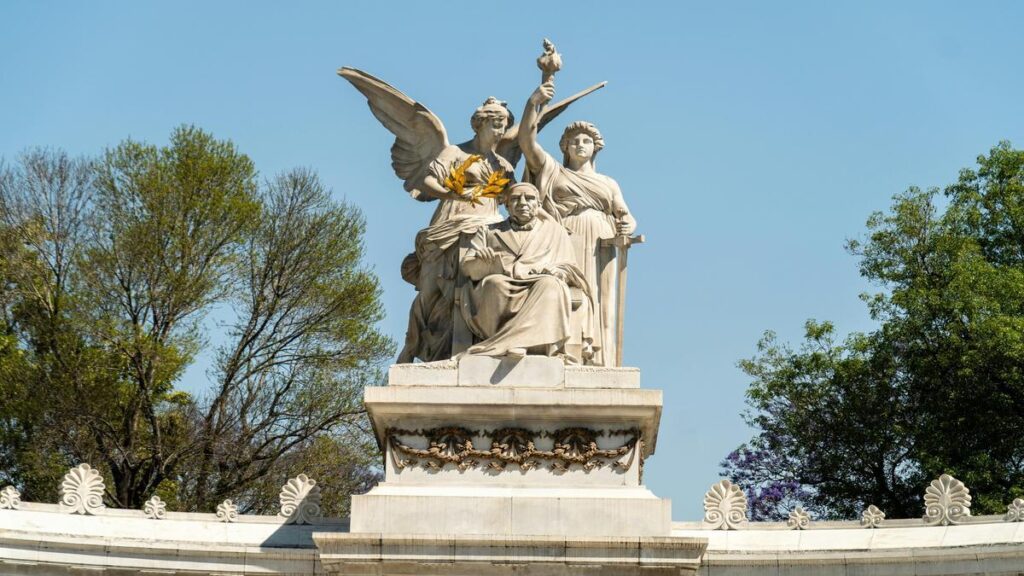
519,82,554,170
497,82,606,170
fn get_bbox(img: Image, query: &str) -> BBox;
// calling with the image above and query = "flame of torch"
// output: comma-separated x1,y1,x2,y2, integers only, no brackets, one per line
536,38,562,84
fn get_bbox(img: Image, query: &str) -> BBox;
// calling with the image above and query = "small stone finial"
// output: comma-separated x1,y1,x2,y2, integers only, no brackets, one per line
923,473,971,526
536,38,562,83
279,474,322,525
0,486,21,510
143,495,167,520
216,499,238,523
1005,498,1024,522
787,506,811,530
60,463,105,515
860,505,885,528
702,479,747,530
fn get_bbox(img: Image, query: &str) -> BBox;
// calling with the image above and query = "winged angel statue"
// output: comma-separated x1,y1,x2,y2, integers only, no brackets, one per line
339,66,602,363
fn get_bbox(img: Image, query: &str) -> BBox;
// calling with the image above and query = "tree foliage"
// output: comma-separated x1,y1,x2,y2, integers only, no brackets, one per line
725,142,1024,519
0,128,393,514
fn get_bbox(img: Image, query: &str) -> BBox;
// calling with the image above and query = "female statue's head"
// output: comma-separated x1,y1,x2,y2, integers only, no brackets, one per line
559,121,605,167
471,97,515,141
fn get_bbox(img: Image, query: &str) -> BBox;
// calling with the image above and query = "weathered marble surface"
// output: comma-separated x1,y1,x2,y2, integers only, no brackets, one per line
388,356,641,388
673,519,1024,576
315,533,707,576
349,485,673,537
367,364,661,461
518,78,639,367
351,359,669,540
340,40,632,366
4,503,1024,575
0,504,346,575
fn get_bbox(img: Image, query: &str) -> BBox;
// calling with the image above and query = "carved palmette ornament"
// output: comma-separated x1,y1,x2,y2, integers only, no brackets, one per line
1005,498,1024,522
60,463,105,515
860,504,885,528
0,486,21,510
279,474,322,525
387,426,639,473
703,479,747,530
923,473,971,526
143,495,167,519
787,506,811,530
216,499,238,523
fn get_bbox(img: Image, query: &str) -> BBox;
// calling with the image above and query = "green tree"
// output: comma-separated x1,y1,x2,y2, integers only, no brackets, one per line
725,142,1024,519
0,128,392,513
0,148,110,500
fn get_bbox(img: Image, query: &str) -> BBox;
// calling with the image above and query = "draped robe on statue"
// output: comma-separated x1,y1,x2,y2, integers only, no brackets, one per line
460,216,590,358
529,150,628,365
397,145,510,363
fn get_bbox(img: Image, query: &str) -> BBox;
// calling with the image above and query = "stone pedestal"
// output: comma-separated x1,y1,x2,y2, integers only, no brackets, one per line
315,357,707,574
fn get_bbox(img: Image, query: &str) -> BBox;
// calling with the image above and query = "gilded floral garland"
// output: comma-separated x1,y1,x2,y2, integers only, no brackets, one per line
387,426,640,473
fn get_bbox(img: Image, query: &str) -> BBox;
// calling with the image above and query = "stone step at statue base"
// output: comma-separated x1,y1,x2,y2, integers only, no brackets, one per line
350,484,672,537
314,533,708,576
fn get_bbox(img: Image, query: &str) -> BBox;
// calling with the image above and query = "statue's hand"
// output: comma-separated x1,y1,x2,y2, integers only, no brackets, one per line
616,217,635,236
466,246,504,280
529,81,555,107
476,246,503,269
538,266,567,282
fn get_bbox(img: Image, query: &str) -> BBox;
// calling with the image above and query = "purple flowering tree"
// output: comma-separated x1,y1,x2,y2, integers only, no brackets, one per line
723,322,922,520
721,440,814,521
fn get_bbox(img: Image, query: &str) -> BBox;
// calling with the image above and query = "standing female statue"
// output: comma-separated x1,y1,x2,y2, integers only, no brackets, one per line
518,81,637,365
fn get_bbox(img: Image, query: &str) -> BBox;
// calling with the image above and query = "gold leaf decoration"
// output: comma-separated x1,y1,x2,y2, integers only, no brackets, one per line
442,154,482,197
469,169,511,205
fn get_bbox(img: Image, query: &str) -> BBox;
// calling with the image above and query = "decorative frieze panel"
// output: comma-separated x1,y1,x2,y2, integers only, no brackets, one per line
387,426,640,473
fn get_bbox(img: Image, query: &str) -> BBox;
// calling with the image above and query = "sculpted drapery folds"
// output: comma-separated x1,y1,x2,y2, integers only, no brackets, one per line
460,183,592,360
339,67,599,363
400,100,516,363
518,82,637,366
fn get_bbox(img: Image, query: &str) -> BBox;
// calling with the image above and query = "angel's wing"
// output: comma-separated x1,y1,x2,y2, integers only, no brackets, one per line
496,81,607,169
338,67,449,201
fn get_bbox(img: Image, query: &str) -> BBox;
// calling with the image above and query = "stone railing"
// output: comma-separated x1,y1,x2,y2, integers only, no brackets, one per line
2,461,1024,528
3,464,1024,576
4,465,1024,530
1,463,329,525
699,473,1024,530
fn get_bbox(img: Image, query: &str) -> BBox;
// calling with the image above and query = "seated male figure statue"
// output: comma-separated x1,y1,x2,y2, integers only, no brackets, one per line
460,182,591,360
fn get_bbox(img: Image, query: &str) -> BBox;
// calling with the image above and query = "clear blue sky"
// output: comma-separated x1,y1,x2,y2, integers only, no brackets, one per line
2,1,1022,520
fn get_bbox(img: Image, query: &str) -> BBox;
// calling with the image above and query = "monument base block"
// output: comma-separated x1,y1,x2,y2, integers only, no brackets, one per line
315,357,705,574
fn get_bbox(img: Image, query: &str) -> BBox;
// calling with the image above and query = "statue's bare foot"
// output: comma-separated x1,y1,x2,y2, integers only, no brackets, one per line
507,347,527,359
